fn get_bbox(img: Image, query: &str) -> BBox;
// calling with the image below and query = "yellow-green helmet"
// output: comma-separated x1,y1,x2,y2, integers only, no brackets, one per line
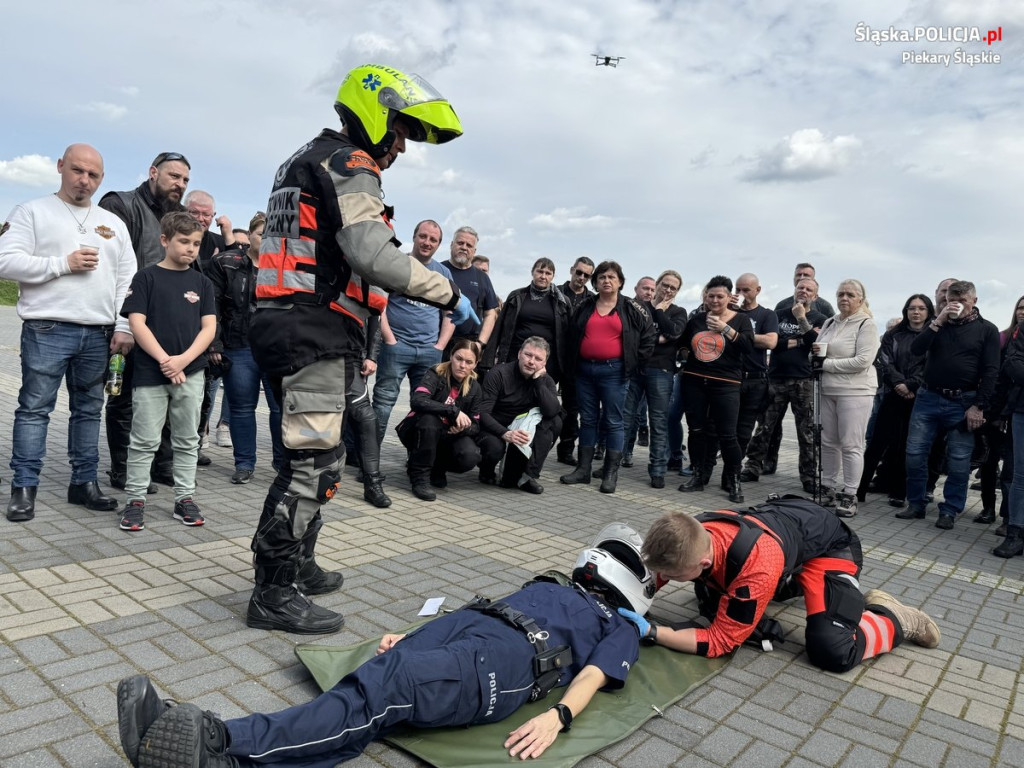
335,64,463,160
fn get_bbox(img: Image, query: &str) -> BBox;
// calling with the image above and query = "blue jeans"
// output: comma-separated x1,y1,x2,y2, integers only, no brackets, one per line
905,387,976,517
1008,413,1024,527
623,368,674,476
577,359,629,452
372,340,442,443
667,371,686,461
223,347,283,471
11,320,108,486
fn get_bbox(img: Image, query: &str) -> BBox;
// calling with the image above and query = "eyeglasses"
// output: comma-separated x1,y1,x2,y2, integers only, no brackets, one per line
151,151,191,169
573,269,593,278
659,284,680,293
187,209,215,219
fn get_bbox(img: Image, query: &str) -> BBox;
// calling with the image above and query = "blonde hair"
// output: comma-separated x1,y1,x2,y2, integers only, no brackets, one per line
641,513,711,573
433,339,480,397
838,278,872,317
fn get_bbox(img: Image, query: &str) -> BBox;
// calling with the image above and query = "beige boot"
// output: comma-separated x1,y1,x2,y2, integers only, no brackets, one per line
864,589,940,648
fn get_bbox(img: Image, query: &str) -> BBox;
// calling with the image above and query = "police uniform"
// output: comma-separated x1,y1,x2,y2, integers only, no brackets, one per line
222,582,639,767
247,129,462,610
690,499,904,673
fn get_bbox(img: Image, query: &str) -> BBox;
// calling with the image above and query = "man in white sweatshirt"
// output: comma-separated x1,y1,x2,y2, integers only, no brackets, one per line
0,144,137,521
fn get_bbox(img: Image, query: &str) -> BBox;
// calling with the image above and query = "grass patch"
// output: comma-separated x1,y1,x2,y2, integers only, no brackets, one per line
0,280,18,306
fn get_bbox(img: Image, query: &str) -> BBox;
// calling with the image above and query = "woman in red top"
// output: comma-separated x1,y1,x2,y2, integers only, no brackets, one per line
560,261,655,493
678,275,754,502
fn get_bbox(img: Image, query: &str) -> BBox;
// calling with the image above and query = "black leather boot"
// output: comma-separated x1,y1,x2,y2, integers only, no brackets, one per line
556,441,575,466
362,472,392,509
600,450,622,494
726,471,744,504
561,446,595,485
294,519,345,595
246,565,344,634
993,526,1024,558
68,481,118,511
7,485,36,522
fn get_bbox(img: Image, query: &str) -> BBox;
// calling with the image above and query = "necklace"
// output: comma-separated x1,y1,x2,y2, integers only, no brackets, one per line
55,194,91,234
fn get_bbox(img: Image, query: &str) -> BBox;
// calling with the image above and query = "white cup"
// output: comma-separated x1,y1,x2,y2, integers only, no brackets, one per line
948,302,963,319
813,342,828,357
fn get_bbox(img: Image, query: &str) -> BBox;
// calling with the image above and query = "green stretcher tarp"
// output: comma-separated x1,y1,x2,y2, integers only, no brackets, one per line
295,627,728,768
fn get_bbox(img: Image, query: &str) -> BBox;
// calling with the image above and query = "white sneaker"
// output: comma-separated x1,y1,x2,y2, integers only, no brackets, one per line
216,423,233,448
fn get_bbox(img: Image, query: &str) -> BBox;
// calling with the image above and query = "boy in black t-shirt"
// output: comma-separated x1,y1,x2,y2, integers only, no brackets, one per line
117,213,216,531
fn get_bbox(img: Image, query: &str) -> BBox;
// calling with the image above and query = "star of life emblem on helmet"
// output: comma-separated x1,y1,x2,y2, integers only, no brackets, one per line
362,74,382,91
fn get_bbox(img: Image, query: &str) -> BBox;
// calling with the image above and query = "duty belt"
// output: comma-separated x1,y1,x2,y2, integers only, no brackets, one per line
462,597,573,701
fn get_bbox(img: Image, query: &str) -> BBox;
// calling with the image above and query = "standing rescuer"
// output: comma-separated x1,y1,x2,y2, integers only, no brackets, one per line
246,64,477,635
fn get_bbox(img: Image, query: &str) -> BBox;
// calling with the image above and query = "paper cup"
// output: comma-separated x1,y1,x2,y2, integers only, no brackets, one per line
813,342,828,357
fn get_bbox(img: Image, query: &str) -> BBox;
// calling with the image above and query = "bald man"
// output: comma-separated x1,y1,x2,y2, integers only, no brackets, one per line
0,144,137,522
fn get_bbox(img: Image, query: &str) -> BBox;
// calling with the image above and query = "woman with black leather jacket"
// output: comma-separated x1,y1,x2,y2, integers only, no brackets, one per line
208,213,283,484
480,258,571,380
857,294,934,506
396,340,497,501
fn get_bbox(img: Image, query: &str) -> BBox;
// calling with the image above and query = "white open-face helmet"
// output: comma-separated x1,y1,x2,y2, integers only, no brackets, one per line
572,523,655,614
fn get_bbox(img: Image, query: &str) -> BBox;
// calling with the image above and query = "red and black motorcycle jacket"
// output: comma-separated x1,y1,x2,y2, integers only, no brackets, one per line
250,129,461,377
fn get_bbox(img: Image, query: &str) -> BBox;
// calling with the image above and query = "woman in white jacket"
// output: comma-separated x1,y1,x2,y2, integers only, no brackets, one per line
812,279,881,517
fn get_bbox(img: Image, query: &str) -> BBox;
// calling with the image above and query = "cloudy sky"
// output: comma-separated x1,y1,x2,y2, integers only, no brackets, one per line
2,0,1021,323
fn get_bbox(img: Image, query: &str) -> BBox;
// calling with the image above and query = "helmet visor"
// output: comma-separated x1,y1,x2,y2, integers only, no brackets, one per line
378,74,462,144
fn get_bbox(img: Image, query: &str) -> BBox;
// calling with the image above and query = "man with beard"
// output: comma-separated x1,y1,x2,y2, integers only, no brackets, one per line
556,256,595,464
99,152,192,492
442,226,499,352
742,277,824,493
1,144,135,522
774,263,835,319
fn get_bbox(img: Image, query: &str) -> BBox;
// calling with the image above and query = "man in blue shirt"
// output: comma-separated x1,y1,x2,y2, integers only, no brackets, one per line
372,220,455,443
118,525,650,767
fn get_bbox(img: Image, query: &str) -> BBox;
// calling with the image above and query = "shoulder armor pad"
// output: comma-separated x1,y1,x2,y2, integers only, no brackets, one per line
329,147,381,179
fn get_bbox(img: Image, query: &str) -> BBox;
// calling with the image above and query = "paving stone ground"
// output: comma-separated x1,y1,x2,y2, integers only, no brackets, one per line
0,303,1021,767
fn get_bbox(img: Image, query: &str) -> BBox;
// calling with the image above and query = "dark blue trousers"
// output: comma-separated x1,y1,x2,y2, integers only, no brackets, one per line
226,611,536,767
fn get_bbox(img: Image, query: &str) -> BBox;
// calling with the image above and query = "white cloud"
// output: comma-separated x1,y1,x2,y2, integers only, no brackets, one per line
0,155,54,186
530,207,614,230
117,86,139,97
743,129,861,182
77,101,128,121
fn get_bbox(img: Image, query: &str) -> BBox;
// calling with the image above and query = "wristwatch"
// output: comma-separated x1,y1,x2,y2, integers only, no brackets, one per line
550,702,573,732
642,623,659,646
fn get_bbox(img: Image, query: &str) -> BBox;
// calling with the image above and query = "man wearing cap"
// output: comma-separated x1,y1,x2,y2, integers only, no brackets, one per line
99,151,192,492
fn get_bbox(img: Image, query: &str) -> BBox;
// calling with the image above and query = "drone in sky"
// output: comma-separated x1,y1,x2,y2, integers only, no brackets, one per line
592,54,625,67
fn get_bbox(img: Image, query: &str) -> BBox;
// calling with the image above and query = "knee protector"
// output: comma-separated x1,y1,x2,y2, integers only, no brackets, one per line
823,572,864,628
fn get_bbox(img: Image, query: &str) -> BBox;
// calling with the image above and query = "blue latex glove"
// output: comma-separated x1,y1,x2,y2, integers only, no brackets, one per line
617,607,651,639
449,294,480,327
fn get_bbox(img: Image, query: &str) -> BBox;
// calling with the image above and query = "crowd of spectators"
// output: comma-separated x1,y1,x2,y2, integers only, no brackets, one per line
3,145,1024,561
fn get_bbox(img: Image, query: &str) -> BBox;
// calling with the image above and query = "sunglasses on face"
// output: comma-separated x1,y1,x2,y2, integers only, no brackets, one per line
574,269,593,278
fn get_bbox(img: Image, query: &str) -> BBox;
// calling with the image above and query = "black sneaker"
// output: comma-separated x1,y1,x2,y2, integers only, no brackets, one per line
119,501,146,532
935,514,955,530
650,476,665,489
196,452,212,467
173,498,205,526
230,469,254,485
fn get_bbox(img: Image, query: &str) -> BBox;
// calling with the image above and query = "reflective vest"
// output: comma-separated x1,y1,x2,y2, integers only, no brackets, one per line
255,131,388,326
